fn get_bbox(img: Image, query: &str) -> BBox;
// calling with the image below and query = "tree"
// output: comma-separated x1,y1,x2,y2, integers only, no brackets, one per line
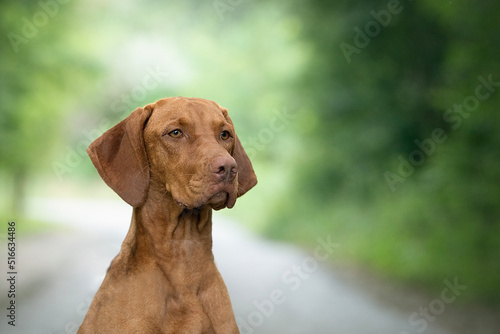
0,1,99,213
269,0,500,302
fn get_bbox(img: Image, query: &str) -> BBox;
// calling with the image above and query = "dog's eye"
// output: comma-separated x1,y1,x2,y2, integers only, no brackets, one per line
168,129,183,138
221,130,231,140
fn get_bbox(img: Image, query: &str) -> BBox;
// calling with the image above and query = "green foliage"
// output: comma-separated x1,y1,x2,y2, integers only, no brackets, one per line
1,0,498,305
262,0,500,304
0,1,101,213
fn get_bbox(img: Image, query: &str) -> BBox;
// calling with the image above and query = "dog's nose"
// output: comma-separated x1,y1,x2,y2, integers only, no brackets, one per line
211,156,237,182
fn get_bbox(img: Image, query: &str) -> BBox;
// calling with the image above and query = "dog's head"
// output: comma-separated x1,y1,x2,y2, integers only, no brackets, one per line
87,97,257,210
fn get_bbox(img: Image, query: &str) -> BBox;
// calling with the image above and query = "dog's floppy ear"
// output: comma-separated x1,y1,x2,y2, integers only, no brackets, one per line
233,135,258,196
87,105,154,207
219,106,257,197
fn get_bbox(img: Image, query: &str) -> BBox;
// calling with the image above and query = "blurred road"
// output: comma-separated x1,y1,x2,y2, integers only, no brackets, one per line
1,198,493,334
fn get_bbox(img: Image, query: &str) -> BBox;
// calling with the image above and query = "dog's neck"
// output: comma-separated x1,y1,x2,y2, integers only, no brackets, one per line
135,191,213,244
116,184,215,286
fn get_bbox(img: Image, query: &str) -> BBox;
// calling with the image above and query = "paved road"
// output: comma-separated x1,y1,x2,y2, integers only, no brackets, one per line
0,198,468,333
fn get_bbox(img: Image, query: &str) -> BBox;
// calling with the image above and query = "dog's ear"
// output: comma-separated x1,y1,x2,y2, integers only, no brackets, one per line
87,104,154,207
219,106,257,197
233,135,258,196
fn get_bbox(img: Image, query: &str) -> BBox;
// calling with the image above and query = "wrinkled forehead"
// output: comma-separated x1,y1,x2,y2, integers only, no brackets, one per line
146,98,232,134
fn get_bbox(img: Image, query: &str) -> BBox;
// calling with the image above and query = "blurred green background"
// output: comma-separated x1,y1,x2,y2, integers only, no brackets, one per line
1,0,499,307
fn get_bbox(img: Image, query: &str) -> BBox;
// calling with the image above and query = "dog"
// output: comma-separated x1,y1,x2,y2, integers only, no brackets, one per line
77,97,257,333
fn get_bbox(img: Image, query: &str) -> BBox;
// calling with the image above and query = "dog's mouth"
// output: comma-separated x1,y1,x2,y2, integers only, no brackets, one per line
175,191,235,211
174,178,237,211
208,191,229,210
201,177,238,210
204,183,237,210
177,190,234,211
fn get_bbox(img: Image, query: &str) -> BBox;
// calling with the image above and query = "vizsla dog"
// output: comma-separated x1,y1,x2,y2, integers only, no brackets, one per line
78,97,257,334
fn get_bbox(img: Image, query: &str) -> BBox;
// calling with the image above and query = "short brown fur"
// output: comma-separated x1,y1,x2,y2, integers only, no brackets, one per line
78,97,257,334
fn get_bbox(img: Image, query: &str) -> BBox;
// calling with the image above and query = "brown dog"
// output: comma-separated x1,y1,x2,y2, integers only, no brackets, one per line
78,97,257,333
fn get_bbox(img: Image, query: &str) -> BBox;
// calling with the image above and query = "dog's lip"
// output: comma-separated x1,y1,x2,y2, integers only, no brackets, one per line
204,180,237,209
209,191,227,201
207,191,229,210
175,181,236,210
178,190,228,210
